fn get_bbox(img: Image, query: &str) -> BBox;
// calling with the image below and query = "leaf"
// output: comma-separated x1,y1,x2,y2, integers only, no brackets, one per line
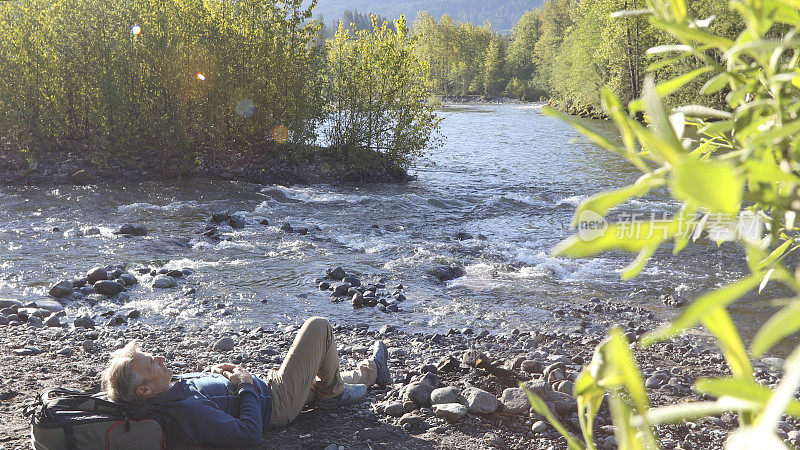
522,384,585,450
670,159,743,214
642,274,761,345
571,174,664,226
651,18,736,49
757,345,800,430
622,244,658,280
631,67,714,112
633,400,758,426
671,105,733,119
695,377,800,416
542,107,626,156
610,9,654,17
646,44,693,54
642,76,683,165
751,300,800,356
701,72,731,94
701,307,753,380
750,119,800,147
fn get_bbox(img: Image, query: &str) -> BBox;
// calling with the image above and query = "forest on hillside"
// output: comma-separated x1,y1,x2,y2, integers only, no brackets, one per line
312,0,538,32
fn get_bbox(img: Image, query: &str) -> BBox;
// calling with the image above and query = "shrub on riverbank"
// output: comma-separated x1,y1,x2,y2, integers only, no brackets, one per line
0,0,437,182
531,0,800,447
324,16,441,169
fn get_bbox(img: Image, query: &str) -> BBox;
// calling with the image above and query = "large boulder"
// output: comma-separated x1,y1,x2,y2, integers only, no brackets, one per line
49,281,73,298
428,265,465,282
500,388,530,415
94,280,125,296
462,387,498,414
86,267,108,284
404,382,434,407
433,403,467,423
326,266,346,281
524,380,577,414
431,386,462,405
152,275,177,289
117,224,147,236
214,337,235,352
32,300,64,313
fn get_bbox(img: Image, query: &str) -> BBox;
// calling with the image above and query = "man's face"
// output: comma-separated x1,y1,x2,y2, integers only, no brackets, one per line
130,351,173,398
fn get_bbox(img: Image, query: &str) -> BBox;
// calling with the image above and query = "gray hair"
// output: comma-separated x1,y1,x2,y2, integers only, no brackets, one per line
101,340,145,403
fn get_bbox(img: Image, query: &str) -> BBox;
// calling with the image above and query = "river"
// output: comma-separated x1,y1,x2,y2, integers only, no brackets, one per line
0,103,771,339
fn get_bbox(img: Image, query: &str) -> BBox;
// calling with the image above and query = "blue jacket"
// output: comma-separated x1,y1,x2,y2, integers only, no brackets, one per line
148,372,272,447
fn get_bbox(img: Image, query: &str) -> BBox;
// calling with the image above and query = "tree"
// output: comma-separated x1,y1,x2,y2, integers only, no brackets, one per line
483,37,506,96
325,15,441,168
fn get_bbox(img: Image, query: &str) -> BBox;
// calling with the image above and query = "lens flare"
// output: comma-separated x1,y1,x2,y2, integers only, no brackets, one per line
235,99,255,118
196,73,206,81
131,25,141,35
271,125,290,144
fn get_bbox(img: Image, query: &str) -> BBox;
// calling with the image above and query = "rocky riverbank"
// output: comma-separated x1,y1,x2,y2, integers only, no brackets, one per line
0,145,412,187
0,290,794,449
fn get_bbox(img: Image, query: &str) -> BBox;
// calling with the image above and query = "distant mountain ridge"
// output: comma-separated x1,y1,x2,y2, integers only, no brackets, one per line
309,0,543,33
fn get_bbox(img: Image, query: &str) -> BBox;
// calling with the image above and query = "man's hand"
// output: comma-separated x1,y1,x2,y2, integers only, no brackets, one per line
209,363,240,374
221,366,254,386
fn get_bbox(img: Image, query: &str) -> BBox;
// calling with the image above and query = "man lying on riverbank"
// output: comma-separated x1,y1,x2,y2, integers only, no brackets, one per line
101,316,390,447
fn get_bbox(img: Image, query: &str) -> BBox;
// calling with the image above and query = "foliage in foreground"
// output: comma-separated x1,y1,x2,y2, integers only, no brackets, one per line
527,0,800,448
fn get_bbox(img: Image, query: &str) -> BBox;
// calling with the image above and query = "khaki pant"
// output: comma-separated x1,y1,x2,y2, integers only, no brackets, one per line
265,317,377,427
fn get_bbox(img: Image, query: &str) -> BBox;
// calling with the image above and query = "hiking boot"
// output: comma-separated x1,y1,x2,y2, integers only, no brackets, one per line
371,340,390,387
317,383,368,410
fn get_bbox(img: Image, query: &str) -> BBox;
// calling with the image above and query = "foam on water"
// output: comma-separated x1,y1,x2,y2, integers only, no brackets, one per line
263,185,371,204
118,201,199,213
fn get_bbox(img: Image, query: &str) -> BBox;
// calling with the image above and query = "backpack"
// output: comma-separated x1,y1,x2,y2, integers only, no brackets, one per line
25,387,173,450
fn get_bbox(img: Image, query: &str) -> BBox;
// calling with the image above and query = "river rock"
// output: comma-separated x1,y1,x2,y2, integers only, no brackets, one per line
0,299,21,309
280,222,294,233
462,387,498,414
433,403,467,423
117,224,147,236
500,388,530,414
211,212,230,223
229,215,246,229
518,359,538,373
399,413,425,431
326,266,346,281
454,231,472,240
74,315,95,329
430,386,461,405
45,315,62,327
26,316,44,328
94,280,125,296
214,337,235,352
404,382,434,407
342,276,360,287
118,274,137,286
660,293,688,307
33,299,64,313
86,267,108,284
83,227,101,236
152,275,177,289
49,280,73,298
428,265,465,282
331,282,350,296
351,292,364,308
383,401,404,416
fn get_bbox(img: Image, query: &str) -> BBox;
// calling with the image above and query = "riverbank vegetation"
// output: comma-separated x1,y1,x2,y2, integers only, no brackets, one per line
530,0,800,447
409,0,743,116
0,0,439,183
